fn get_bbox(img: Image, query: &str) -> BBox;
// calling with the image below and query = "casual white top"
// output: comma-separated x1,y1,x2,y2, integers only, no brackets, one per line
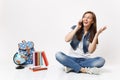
68,37,91,58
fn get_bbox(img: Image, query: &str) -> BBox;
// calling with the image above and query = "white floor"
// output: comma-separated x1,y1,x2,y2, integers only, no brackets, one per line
1,59,120,80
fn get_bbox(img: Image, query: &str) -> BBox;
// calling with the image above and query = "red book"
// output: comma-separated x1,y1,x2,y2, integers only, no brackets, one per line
29,66,47,72
35,52,38,66
41,51,49,66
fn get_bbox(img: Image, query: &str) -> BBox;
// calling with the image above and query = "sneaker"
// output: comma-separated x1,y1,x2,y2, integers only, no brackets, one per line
64,66,72,73
85,67,100,75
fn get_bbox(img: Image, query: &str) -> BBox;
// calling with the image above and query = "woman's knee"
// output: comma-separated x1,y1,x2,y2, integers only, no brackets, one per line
96,57,105,67
55,51,63,58
55,51,65,61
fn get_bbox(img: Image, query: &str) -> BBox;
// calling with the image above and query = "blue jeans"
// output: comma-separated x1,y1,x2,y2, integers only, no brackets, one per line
55,51,105,73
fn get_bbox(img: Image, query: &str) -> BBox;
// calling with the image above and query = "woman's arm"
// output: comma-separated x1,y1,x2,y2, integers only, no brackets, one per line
65,21,82,42
88,26,107,53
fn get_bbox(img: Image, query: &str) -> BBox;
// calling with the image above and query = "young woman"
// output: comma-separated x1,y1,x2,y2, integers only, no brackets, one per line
55,11,107,75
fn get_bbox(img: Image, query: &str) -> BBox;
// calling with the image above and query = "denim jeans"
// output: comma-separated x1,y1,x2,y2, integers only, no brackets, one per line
55,51,105,73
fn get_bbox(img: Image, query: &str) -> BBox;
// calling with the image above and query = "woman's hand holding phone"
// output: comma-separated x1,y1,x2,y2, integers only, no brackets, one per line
77,19,82,30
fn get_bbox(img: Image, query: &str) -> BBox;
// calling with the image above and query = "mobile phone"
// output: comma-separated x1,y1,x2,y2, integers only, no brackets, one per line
79,21,82,25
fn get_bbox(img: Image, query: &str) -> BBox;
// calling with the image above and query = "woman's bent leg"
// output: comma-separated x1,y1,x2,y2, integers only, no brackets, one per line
55,51,81,72
79,57,105,68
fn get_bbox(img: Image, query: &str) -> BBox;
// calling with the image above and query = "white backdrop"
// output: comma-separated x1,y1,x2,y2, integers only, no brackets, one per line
0,0,120,67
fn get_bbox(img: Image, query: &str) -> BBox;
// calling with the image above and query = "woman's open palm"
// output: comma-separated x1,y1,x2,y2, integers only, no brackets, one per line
97,26,107,35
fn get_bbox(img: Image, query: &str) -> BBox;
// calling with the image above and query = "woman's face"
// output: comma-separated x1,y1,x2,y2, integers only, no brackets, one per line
82,13,94,28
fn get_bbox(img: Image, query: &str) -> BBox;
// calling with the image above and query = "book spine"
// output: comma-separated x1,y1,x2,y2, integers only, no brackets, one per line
29,67,47,72
35,52,37,66
40,51,43,66
41,51,49,66
37,52,40,66
33,52,35,66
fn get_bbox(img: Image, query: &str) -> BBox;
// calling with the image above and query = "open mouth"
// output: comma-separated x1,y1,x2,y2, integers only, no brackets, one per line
84,22,88,25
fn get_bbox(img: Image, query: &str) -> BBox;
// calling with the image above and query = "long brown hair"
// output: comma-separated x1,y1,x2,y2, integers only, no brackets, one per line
76,11,98,43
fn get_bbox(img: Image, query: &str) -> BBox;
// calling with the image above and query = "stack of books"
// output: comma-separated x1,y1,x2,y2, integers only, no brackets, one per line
29,51,49,72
